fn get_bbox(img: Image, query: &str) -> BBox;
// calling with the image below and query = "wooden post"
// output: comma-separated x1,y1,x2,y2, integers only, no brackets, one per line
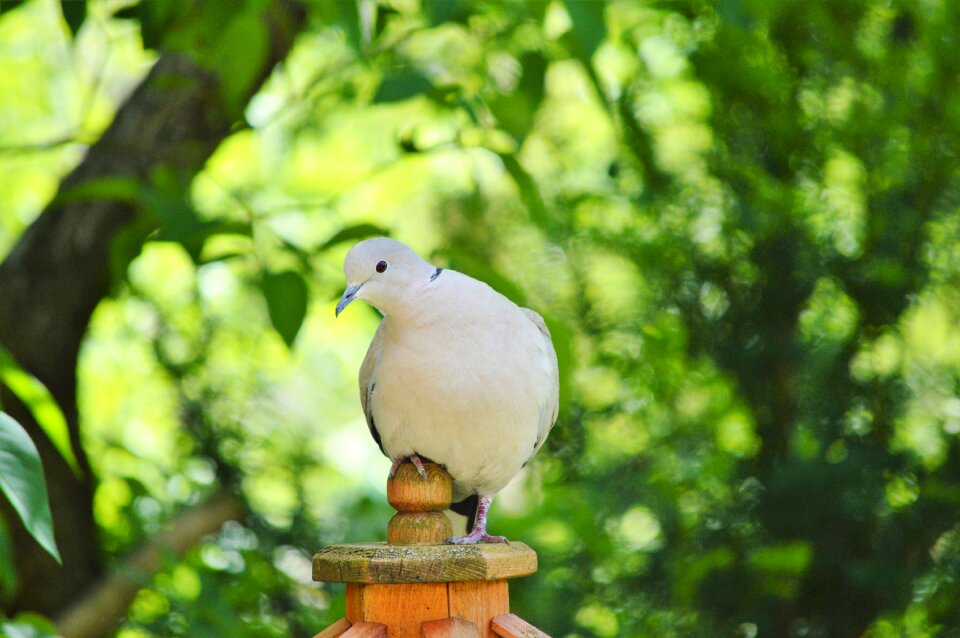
313,463,550,638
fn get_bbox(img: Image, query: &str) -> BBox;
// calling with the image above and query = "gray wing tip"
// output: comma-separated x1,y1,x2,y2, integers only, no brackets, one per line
520,307,552,339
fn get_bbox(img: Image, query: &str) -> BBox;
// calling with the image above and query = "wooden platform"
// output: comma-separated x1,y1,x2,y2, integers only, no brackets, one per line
313,542,537,584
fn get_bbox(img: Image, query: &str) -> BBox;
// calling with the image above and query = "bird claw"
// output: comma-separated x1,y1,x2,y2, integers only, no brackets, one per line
447,531,509,545
410,455,428,479
388,455,429,480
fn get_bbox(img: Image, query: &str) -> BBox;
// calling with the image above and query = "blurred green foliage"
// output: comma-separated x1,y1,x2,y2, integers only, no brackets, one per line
2,0,960,636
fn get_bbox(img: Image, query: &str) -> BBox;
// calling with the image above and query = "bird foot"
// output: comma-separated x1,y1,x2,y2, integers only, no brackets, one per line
447,531,509,545
388,454,429,480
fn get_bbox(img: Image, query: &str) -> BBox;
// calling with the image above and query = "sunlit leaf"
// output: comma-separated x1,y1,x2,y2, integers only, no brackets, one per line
0,347,81,478
0,412,61,565
0,613,61,638
319,223,390,251
260,271,308,348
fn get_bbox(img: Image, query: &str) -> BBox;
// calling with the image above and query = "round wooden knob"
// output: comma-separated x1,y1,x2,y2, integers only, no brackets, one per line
386,462,453,545
387,463,451,511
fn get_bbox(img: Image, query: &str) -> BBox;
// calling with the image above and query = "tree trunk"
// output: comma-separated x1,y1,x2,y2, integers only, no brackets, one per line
0,1,305,616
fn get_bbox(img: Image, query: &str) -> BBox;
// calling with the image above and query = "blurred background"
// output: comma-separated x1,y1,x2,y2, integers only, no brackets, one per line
1,0,959,636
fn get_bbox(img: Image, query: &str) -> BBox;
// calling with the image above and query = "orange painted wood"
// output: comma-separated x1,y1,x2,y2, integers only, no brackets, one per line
421,617,482,638
491,613,551,638
449,580,509,638
340,622,387,637
313,617,352,638
359,582,449,638
345,584,363,623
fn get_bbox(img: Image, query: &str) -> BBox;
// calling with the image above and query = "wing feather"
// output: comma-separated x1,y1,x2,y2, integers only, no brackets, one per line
521,308,560,454
359,321,387,455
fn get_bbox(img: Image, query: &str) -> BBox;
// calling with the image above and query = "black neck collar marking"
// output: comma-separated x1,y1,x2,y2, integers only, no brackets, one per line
429,267,443,282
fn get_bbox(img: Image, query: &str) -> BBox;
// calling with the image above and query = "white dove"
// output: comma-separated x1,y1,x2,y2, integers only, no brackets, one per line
335,237,559,544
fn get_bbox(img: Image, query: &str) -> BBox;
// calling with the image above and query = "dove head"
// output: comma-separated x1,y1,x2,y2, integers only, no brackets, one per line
336,237,437,317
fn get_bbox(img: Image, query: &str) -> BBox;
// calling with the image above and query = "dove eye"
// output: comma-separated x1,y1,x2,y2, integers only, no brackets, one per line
376,260,388,273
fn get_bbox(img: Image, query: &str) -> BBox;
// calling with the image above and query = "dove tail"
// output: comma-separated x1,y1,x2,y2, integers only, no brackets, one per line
450,494,479,533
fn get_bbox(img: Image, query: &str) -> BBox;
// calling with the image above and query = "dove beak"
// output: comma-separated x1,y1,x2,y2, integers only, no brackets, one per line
336,284,362,317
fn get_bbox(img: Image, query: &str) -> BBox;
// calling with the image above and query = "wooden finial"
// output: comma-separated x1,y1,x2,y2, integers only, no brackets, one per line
386,462,453,545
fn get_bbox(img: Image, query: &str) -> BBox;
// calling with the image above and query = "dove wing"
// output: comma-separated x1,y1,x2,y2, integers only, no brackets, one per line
359,320,387,455
521,307,560,455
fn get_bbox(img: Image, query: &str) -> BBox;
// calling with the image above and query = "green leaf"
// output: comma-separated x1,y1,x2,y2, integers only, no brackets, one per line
488,52,547,142
109,217,153,284
319,223,390,251
0,516,18,599
524,0,551,21
373,70,433,103
424,0,467,25
0,347,81,478
142,167,240,262
372,4,398,40
517,51,548,103
1,613,61,638
0,412,61,565
0,1,26,17
112,2,141,21
278,237,314,274
210,8,268,114
497,152,549,228
137,0,181,50
563,0,606,63
52,175,141,208
60,0,86,36
260,271,308,348
314,0,361,50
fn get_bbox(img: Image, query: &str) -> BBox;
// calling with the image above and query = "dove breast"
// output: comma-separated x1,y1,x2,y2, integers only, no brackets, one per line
361,270,558,499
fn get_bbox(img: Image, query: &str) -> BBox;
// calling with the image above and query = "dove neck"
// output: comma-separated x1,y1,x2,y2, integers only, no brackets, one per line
379,295,442,329
370,264,446,325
